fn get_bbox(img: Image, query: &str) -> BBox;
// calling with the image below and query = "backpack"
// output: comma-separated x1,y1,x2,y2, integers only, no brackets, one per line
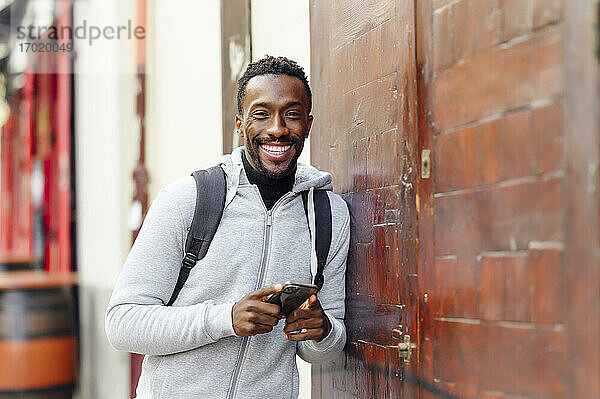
166,165,332,306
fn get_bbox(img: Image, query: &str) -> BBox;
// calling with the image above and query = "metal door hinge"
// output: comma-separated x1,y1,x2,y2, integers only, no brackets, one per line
421,149,431,179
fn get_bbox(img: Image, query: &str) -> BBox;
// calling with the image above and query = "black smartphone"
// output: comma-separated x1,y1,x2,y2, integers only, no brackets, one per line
266,282,318,317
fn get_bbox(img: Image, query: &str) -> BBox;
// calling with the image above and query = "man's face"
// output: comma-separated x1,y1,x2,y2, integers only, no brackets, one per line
236,74,313,179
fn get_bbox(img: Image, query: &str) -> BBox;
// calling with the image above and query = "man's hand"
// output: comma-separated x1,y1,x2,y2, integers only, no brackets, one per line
283,294,331,342
232,285,283,336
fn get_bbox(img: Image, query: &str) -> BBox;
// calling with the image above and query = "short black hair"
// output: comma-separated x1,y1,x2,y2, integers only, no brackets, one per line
237,55,312,115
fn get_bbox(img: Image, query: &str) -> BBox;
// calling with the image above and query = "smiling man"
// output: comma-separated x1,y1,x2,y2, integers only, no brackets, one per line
106,56,350,399
237,71,312,179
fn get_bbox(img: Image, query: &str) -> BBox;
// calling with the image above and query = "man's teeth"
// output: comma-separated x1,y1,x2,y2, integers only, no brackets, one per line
260,144,292,154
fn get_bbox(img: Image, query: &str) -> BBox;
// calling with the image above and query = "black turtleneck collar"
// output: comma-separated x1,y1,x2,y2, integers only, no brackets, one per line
242,149,295,210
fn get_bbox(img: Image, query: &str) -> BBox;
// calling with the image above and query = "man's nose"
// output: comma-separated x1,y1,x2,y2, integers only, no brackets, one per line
266,114,288,137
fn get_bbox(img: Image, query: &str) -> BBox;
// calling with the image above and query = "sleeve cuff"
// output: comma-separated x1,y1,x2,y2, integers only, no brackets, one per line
305,312,342,352
204,302,236,341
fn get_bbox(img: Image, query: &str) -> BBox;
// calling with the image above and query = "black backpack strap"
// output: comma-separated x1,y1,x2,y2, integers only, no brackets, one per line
167,166,227,306
301,190,332,290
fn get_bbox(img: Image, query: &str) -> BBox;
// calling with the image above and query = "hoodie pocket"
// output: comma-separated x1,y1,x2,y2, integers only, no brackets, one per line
153,356,168,398
129,355,164,399
291,363,299,399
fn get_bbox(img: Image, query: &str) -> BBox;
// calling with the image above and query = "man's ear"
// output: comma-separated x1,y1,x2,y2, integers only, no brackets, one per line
235,114,244,139
305,115,314,138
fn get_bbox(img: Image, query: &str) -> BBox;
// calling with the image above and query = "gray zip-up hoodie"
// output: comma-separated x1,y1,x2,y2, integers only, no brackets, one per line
105,146,350,399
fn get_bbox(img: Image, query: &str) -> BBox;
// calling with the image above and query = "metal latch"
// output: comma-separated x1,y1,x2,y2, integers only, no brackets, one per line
393,334,417,364
421,149,431,179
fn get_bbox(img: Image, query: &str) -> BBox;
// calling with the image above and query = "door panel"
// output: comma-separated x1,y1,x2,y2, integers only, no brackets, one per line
310,0,419,397
417,1,569,397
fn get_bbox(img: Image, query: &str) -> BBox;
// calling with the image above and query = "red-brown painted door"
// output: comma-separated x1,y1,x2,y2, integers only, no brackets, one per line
416,0,597,397
311,0,599,398
310,0,420,396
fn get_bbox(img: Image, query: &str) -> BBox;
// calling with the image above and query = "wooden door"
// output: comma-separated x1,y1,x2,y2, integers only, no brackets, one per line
416,0,597,397
310,0,420,397
311,0,599,398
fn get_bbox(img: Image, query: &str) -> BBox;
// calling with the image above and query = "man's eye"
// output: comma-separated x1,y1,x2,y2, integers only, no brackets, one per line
286,111,301,118
253,111,269,118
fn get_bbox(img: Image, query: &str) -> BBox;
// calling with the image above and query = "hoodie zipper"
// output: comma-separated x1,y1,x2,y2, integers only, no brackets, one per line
226,191,292,399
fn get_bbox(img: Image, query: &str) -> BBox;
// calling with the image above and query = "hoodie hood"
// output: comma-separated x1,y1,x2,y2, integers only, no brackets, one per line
216,146,333,207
